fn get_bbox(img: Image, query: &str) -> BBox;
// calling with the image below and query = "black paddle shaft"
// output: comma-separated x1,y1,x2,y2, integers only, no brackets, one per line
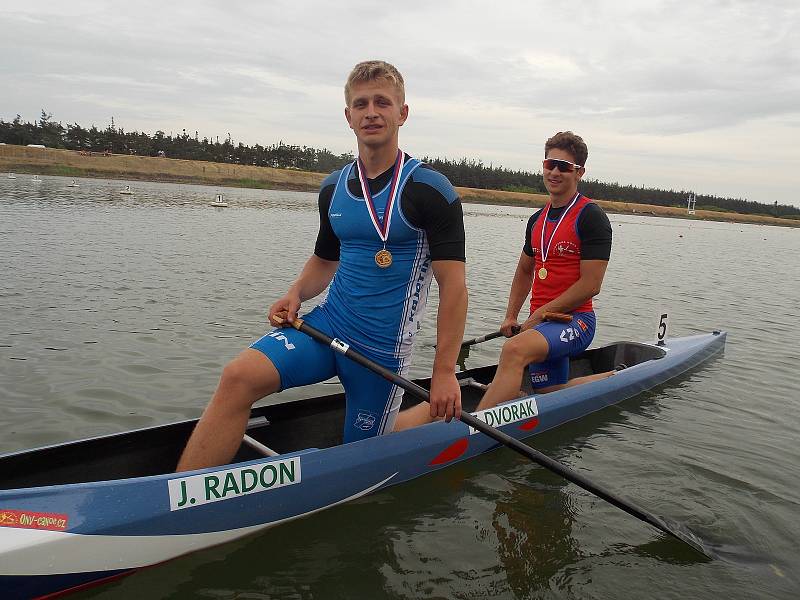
440,326,520,350
290,318,715,559
461,330,504,348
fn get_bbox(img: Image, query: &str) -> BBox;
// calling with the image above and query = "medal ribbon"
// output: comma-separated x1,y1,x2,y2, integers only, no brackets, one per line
539,192,581,266
356,149,405,246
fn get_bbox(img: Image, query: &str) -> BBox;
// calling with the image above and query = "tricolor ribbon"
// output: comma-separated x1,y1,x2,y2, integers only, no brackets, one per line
539,192,581,265
356,149,405,246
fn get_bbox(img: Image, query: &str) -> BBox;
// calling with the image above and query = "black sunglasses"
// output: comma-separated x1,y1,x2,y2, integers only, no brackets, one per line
543,158,582,173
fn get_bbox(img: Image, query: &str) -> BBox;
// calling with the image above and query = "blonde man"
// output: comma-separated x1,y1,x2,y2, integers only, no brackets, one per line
178,61,467,471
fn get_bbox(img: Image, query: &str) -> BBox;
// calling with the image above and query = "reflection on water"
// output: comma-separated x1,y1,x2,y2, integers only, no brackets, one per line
493,474,580,596
2,175,799,599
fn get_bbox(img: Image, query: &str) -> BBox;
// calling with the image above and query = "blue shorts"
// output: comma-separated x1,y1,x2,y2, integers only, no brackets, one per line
249,306,405,443
528,312,596,389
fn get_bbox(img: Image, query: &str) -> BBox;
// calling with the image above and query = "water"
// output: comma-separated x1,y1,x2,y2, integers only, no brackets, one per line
1,175,799,599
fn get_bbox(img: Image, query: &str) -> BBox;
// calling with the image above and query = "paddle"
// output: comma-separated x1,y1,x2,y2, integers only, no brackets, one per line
283,316,716,559
445,325,520,350
456,315,572,350
459,329,505,348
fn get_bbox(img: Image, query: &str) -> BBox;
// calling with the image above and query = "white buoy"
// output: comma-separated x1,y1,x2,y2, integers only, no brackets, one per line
32,175,42,183
119,185,134,195
7,173,16,179
67,180,79,188
210,193,228,207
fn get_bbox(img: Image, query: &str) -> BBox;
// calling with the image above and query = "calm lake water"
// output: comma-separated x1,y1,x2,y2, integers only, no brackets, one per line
1,175,798,599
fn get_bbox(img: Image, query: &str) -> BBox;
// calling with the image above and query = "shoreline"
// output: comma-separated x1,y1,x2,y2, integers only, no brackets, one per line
2,145,797,228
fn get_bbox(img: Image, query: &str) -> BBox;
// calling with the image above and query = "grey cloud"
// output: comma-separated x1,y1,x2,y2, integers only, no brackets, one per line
1,0,799,205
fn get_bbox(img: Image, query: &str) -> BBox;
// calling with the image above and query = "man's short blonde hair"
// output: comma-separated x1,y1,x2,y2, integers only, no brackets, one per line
344,60,405,105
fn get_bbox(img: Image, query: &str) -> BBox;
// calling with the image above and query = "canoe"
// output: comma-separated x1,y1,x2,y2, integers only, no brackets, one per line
0,330,726,599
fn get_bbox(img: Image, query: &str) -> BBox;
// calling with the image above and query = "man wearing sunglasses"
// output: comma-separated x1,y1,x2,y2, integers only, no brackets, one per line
395,131,613,430
472,131,614,411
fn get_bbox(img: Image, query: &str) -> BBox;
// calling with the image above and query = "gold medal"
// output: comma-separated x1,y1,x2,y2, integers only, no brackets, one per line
356,150,404,273
375,249,393,268
538,267,548,280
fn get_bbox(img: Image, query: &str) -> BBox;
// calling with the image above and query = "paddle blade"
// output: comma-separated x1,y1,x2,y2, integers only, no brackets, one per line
654,515,718,561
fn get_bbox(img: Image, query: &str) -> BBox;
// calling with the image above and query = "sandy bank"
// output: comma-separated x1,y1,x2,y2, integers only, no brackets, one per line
2,144,797,228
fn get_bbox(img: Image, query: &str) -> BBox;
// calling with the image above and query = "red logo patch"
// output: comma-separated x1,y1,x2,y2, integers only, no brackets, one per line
0,509,69,531
577,319,588,332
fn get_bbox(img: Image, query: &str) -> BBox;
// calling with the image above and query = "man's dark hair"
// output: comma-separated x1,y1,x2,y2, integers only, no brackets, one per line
545,131,588,167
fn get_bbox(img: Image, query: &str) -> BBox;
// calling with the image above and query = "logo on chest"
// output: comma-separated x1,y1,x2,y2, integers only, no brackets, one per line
554,241,578,256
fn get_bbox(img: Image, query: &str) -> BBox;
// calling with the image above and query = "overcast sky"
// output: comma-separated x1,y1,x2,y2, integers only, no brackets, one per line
3,0,799,207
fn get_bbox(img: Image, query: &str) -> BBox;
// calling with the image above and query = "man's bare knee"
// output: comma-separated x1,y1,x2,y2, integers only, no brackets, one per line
217,351,280,405
501,334,547,368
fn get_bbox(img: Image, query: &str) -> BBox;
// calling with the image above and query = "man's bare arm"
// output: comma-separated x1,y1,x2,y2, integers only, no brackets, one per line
501,252,536,335
269,255,339,325
429,260,468,421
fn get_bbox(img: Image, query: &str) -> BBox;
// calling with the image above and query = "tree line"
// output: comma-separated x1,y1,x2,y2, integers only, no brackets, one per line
2,111,797,218
1,112,353,174
421,158,797,218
